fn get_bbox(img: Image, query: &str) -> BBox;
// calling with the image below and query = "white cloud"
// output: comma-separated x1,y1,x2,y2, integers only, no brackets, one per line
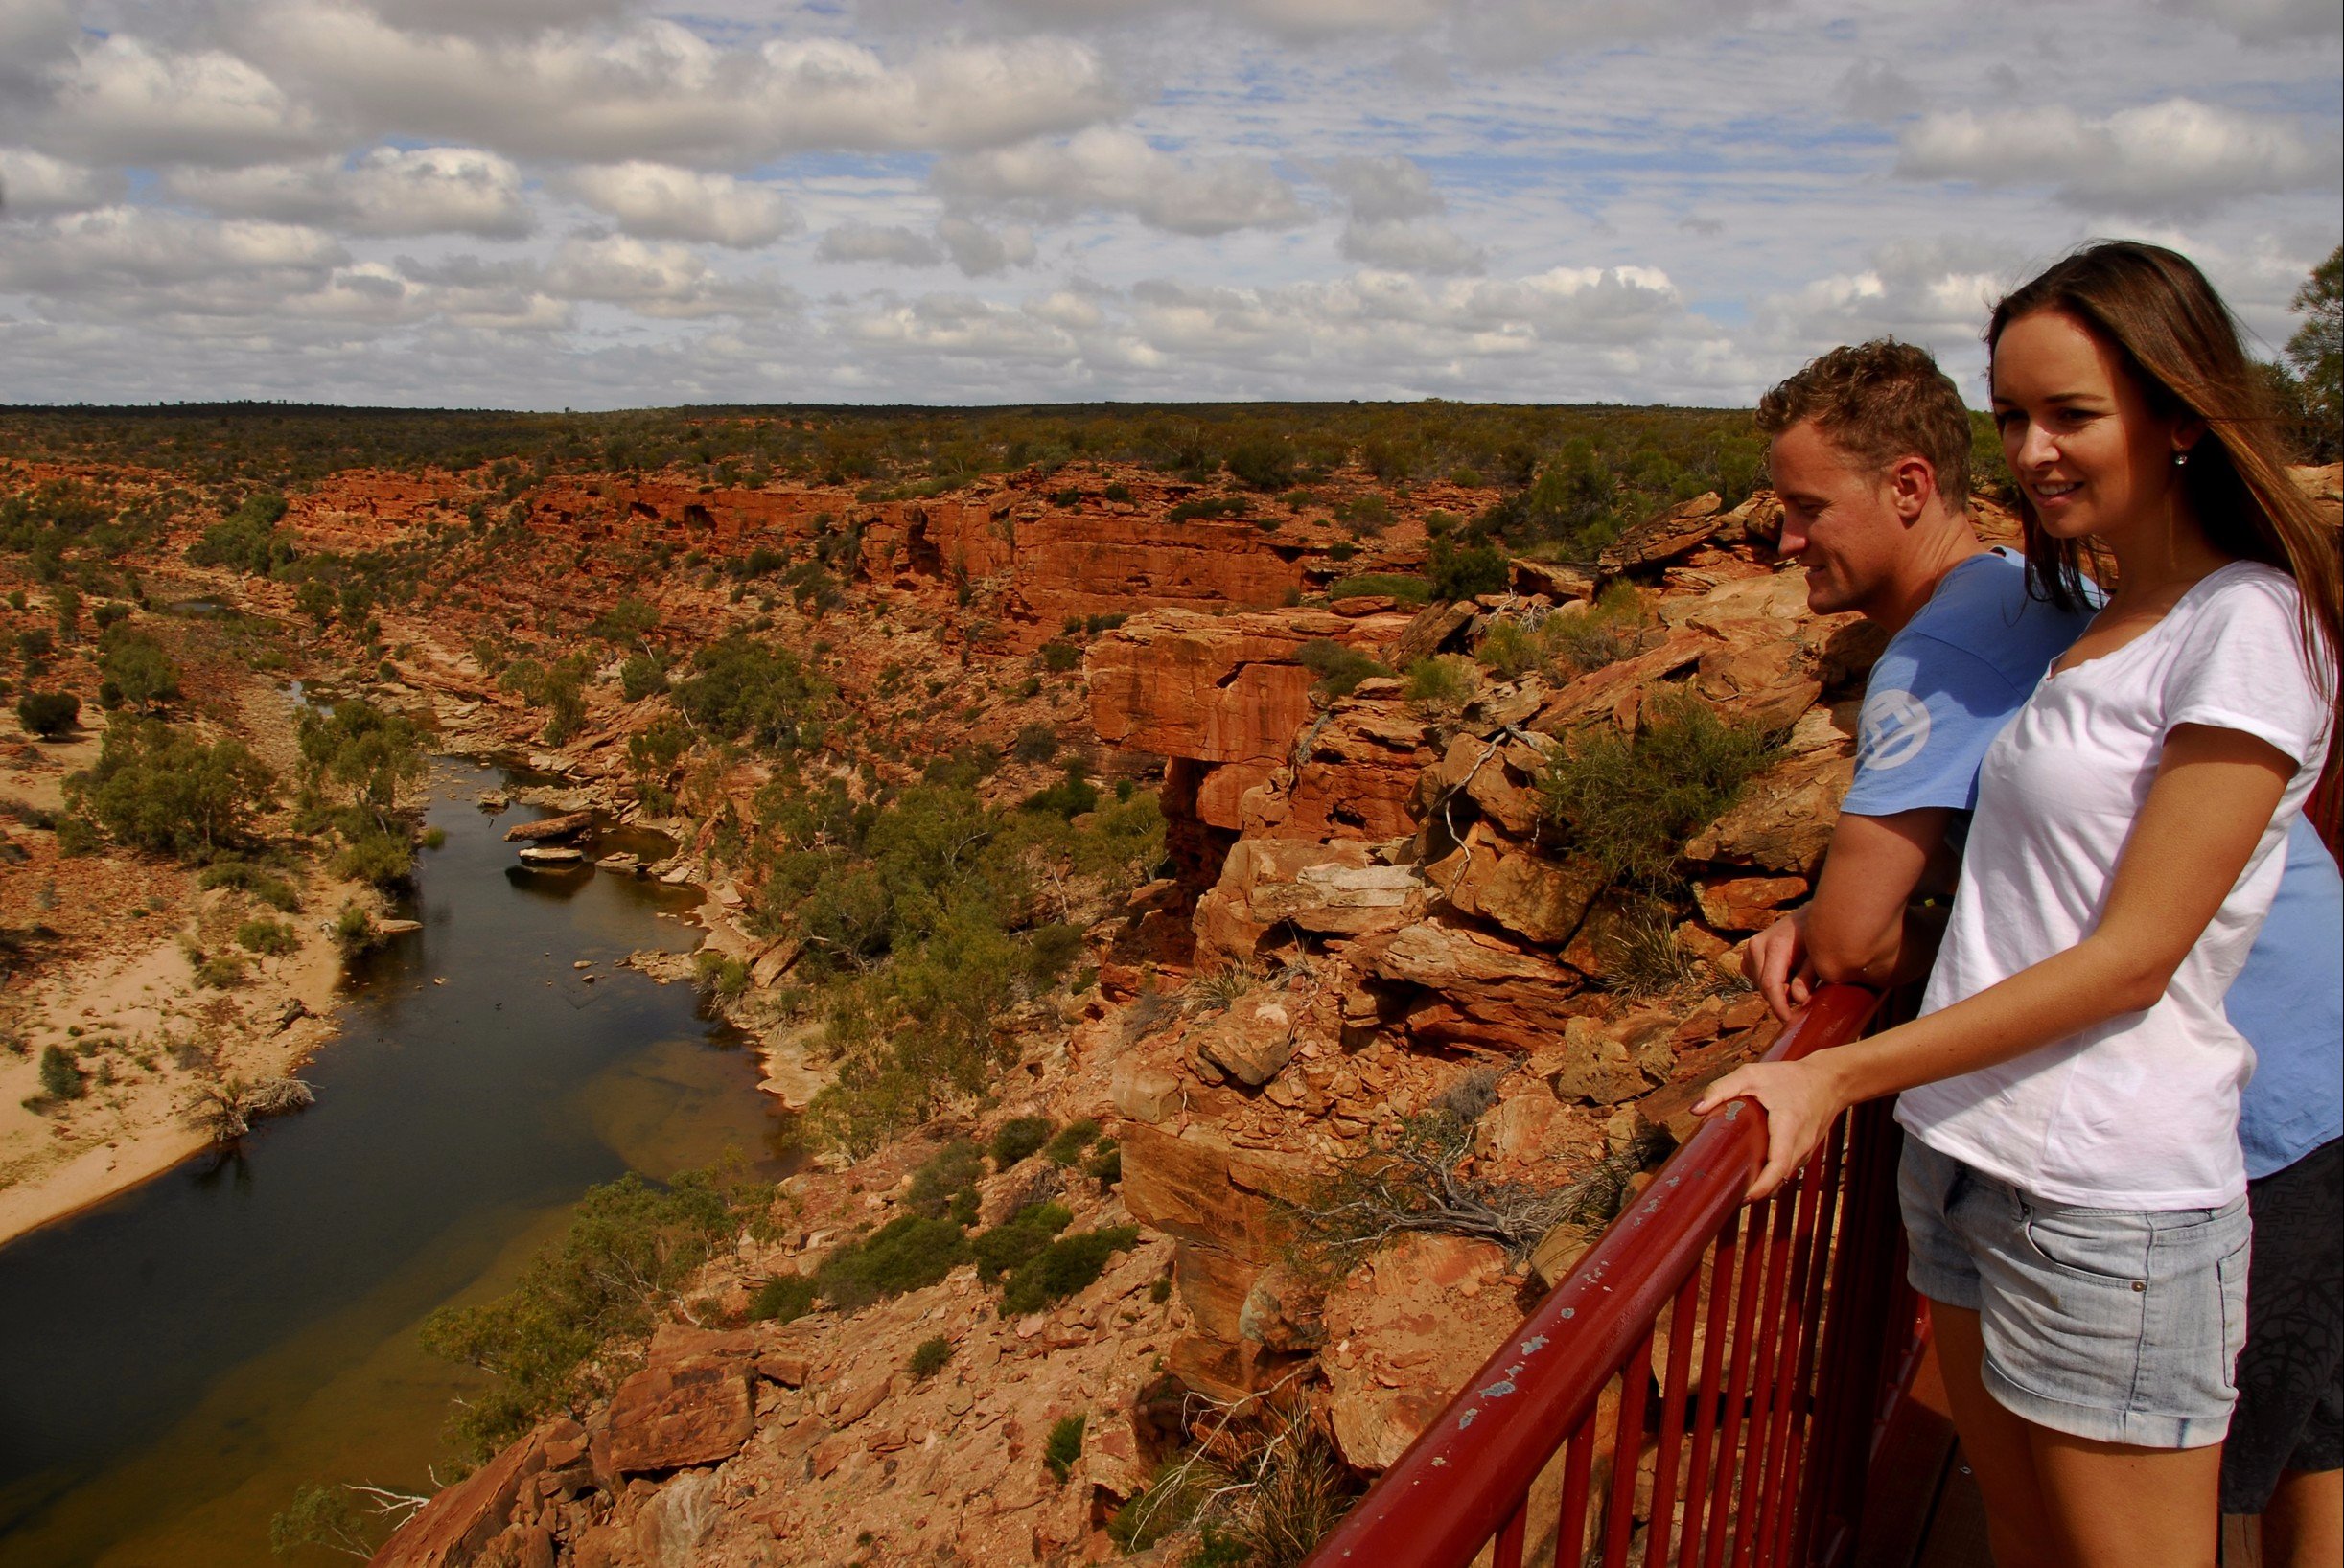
164,147,532,238
543,233,797,318
1896,97,2343,218
40,35,331,167
2160,0,2343,42
812,217,1036,274
242,8,1123,164
1340,218,1484,273
565,163,796,248
934,127,1305,235
0,207,347,294
0,150,126,217
817,223,946,266
937,217,1037,276
1315,154,1482,274
1837,58,1923,122
0,0,77,94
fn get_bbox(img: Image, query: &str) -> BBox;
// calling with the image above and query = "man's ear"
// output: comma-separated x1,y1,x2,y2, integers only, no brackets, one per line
1887,454,1936,525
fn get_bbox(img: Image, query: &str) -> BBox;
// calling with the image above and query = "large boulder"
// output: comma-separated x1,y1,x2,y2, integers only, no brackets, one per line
1427,826,1607,949
1362,920,1584,1052
1121,1124,1312,1344
1087,609,1404,768
1529,630,1715,733
1321,1234,1523,1470
369,1429,546,1567
605,1357,755,1475
1597,493,1724,573
1193,994,1298,1088
1683,747,1856,877
1193,838,1425,964
1240,699,1439,842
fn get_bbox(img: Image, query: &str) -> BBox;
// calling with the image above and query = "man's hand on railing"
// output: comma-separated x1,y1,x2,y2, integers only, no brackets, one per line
1690,1050,1854,1203
1745,908,1818,1023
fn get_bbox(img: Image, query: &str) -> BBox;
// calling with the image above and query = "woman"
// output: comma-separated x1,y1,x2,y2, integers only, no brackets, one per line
1695,240,2340,1568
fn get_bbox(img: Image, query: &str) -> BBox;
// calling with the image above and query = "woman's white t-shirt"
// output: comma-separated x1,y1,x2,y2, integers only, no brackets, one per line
1896,563,2332,1210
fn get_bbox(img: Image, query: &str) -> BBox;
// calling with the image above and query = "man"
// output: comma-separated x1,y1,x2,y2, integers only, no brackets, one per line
1747,339,2342,1567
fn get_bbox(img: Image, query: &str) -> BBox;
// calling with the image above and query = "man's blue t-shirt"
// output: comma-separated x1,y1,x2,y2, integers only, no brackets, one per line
1844,549,2343,1178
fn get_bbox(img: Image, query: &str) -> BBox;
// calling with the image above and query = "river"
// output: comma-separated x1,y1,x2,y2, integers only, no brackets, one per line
0,759,793,1568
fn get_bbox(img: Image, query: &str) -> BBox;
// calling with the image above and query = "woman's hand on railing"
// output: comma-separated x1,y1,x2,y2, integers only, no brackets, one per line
1691,1052,1855,1201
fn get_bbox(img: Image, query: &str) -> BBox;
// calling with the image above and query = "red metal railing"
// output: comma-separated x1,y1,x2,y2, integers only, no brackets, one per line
1305,984,1923,1568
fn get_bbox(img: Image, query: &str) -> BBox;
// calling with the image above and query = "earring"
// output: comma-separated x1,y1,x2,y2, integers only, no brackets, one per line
2172,450,2192,468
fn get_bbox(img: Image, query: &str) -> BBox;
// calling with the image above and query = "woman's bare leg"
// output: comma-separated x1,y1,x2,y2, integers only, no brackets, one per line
1933,1303,2061,1568
2263,1467,2344,1568
2031,1427,2223,1568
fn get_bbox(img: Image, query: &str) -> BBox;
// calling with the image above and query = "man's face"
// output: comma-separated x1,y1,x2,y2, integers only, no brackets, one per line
1767,421,1910,618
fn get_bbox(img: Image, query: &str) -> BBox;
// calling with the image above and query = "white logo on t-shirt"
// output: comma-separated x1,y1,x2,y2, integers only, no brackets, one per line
1860,689,1932,771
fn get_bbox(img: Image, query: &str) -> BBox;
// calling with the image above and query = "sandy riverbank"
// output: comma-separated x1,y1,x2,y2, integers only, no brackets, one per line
0,671,367,1250
0,924,349,1247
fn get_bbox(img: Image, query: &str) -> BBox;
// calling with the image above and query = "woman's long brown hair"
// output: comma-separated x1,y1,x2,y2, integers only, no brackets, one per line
1986,241,2343,722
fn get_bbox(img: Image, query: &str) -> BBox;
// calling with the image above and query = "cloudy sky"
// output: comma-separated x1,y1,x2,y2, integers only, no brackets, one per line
1,0,2336,409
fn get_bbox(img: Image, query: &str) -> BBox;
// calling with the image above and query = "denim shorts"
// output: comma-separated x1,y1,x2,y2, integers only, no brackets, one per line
1899,1137,2251,1450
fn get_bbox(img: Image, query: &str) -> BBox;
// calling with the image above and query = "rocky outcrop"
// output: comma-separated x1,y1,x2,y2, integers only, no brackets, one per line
1320,1234,1525,1470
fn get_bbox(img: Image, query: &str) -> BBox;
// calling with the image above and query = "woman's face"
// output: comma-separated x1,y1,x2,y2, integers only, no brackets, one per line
1990,308,2195,545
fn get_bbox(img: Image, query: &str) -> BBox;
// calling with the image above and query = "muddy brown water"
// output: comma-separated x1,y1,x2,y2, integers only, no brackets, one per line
0,761,793,1568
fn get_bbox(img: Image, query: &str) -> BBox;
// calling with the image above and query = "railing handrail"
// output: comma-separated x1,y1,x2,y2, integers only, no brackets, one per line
1302,983,1886,1568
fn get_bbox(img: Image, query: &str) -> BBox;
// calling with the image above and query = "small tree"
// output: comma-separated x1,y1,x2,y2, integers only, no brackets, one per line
38,1044,83,1101
2286,244,2342,462
16,690,79,738
99,629,180,711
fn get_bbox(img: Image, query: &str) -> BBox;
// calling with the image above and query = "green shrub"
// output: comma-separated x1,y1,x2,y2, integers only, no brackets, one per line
1000,1227,1140,1316
235,917,299,956
1038,640,1080,673
16,690,79,738
98,630,180,709
66,719,273,859
1010,723,1059,765
185,493,294,577
1044,1415,1086,1482
1296,639,1389,702
1085,1141,1123,1187
618,653,668,703
1473,618,1542,680
907,1140,985,1223
1429,539,1509,601
749,1273,818,1325
192,949,248,988
1326,572,1430,604
420,1164,754,1459
1540,692,1780,885
672,634,828,753
1543,583,1650,678
1020,763,1099,819
972,1201,1073,1286
329,829,414,887
991,1117,1055,1167
201,861,302,911
1045,1118,1102,1166
1402,656,1477,712
814,1214,969,1312
908,1335,954,1379
331,901,382,952
692,951,750,1003
1225,438,1294,492
1333,494,1392,535
37,1044,83,1101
